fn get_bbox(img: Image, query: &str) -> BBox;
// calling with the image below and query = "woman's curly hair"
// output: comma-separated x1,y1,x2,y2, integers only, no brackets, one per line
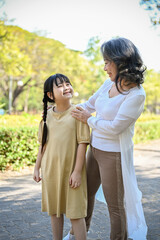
101,37,147,92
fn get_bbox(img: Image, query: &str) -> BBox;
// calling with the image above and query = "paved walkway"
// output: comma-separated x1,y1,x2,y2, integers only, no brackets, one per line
0,140,160,240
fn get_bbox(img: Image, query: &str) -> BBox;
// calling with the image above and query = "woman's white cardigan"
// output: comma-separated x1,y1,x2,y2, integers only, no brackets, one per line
119,88,147,239
80,81,148,240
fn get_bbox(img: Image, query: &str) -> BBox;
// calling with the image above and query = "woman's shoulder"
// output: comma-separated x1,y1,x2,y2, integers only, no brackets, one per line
104,78,113,87
99,78,112,93
127,85,146,98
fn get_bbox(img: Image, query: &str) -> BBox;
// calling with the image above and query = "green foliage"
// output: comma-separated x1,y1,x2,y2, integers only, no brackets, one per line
134,120,160,144
84,36,103,64
0,114,41,127
0,126,38,171
137,112,160,122
0,113,160,170
140,0,160,26
0,22,104,112
0,22,159,114
143,69,160,113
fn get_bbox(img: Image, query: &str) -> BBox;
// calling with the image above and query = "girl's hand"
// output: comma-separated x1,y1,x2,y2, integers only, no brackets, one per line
69,171,81,188
33,168,42,183
71,106,91,124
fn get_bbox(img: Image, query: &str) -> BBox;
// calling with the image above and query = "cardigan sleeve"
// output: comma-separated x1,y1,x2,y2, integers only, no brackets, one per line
87,94,145,135
77,79,111,113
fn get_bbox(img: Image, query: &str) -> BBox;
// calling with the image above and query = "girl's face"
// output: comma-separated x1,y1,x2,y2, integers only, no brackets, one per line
53,79,74,102
104,59,118,82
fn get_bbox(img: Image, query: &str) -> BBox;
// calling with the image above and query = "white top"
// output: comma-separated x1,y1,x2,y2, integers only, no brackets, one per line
79,79,137,152
79,79,148,240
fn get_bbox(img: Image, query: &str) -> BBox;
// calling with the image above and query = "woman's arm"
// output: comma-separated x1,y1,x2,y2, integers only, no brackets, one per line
72,94,145,135
88,114,135,135
87,94,145,135
69,143,87,188
77,79,111,113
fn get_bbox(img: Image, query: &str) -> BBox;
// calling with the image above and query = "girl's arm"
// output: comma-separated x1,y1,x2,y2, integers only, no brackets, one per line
69,143,87,188
33,145,45,182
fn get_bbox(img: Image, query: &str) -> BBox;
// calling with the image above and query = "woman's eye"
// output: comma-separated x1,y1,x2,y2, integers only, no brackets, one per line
58,85,62,88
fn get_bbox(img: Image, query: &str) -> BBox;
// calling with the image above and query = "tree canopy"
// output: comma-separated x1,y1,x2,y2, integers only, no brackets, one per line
0,21,106,112
0,21,159,114
140,0,160,26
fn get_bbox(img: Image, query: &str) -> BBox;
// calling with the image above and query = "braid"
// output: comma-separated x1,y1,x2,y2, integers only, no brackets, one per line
41,92,48,153
43,92,48,123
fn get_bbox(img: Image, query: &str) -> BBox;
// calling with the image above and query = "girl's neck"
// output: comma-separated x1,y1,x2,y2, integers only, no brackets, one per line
54,101,71,113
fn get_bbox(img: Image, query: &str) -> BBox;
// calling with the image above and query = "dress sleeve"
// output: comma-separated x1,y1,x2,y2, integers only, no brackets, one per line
38,120,43,144
77,79,111,113
76,119,90,144
87,94,145,136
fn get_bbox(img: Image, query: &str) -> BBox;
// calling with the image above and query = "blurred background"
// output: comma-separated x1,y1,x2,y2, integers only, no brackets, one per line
0,0,160,170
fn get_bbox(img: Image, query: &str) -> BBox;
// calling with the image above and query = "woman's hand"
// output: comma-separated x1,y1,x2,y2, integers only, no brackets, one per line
71,106,91,123
69,170,81,188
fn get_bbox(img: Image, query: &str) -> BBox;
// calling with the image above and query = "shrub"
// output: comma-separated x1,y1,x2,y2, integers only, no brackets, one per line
0,127,39,171
0,114,41,128
0,114,160,171
134,120,160,144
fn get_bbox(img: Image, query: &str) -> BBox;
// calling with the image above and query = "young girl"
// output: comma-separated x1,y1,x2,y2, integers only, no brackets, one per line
33,73,90,240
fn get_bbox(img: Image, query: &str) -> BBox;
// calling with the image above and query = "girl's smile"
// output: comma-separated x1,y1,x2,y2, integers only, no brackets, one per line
53,81,74,101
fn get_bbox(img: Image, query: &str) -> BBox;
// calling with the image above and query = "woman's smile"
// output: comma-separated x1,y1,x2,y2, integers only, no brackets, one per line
104,60,118,82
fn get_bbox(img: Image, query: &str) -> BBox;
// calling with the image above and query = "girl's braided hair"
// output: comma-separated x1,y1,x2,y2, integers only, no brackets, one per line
101,37,147,92
41,73,71,153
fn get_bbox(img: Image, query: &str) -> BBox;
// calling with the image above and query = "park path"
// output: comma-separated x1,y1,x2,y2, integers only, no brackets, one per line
0,139,160,240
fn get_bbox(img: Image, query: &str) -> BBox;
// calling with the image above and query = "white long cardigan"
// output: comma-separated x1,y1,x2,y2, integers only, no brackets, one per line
84,84,148,239
119,88,147,239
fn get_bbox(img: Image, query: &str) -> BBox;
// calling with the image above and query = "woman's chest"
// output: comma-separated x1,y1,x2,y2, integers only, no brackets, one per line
95,93,126,120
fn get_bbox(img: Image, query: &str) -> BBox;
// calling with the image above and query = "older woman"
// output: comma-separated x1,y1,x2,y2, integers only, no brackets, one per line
64,37,147,240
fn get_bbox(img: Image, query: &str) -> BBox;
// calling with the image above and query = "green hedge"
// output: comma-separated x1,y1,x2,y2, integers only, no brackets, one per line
0,120,160,171
0,127,38,171
134,120,160,144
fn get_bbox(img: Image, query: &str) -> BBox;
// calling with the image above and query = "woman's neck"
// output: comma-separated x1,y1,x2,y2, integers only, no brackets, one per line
54,101,71,113
119,80,137,90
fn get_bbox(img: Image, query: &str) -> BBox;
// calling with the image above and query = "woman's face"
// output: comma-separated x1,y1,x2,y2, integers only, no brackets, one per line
104,59,118,82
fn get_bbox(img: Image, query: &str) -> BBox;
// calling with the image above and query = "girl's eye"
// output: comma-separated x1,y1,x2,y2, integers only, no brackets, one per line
58,84,62,88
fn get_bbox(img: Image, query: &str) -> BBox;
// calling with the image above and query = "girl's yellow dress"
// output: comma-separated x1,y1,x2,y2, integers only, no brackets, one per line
38,106,90,219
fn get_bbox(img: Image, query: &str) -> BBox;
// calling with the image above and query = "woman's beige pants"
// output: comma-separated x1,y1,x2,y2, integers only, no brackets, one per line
85,145,127,240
